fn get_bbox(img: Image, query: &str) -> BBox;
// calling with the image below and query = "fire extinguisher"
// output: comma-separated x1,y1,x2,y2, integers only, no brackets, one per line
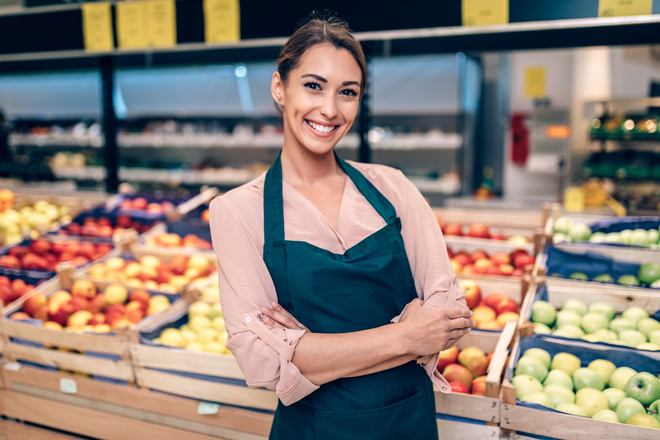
510,113,529,166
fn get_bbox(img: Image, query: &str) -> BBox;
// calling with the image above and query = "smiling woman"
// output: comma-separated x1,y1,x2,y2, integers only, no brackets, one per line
209,10,474,440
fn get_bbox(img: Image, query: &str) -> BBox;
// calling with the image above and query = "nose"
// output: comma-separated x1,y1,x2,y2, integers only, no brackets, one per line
320,94,338,119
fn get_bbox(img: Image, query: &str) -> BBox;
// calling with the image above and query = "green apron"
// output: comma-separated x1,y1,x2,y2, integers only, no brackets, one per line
263,152,438,440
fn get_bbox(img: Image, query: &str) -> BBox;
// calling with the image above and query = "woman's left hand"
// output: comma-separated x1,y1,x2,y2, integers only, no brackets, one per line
261,301,309,331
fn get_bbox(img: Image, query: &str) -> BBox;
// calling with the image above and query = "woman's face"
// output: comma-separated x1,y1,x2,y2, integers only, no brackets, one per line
272,44,362,157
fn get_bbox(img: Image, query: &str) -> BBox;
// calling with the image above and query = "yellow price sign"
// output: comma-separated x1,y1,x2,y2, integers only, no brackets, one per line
81,2,114,51
524,66,547,99
563,187,585,213
116,1,149,49
599,0,652,17
462,0,508,26
204,0,241,43
146,0,177,47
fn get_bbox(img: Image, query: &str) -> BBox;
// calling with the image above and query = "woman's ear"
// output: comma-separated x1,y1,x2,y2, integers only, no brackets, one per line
271,72,283,106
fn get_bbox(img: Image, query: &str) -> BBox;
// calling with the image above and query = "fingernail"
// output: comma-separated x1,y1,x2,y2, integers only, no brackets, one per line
261,307,269,314
271,300,279,307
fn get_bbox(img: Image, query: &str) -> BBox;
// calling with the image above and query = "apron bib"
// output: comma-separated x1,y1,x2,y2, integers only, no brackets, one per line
263,153,438,440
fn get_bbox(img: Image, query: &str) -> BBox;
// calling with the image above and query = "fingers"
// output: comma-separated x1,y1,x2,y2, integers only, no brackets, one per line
448,317,476,331
261,302,307,331
445,308,474,320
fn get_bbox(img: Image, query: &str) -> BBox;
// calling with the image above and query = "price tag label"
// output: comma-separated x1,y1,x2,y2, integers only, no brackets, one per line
81,2,114,51
462,0,508,26
524,66,547,99
146,0,177,47
599,0,652,17
4,362,22,372
197,402,221,415
60,378,78,394
204,0,241,43
563,187,585,213
116,1,149,49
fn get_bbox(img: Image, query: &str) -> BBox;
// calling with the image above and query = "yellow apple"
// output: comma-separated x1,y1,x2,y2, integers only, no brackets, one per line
103,284,128,305
67,310,93,328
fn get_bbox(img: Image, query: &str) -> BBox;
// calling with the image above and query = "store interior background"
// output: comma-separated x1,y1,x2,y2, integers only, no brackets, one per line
0,1,659,214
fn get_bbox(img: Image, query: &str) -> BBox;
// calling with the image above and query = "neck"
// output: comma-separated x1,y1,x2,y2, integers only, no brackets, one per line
280,147,340,186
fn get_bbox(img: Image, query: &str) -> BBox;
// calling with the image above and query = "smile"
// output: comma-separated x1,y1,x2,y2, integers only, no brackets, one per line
306,120,338,134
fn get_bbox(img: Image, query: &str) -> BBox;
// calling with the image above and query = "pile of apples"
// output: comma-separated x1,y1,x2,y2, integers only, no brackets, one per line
87,254,216,293
57,215,155,238
460,279,521,330
0,199,74,246
154,300,229,354
531,299,660,350
0,238,112,271
145,232,212,250
552,216,660,248
10,279,172,332
0,275,39,307
512,347,660,428
436,345,494,395
449,248,535,277
439,220,530,245
119,197,174,215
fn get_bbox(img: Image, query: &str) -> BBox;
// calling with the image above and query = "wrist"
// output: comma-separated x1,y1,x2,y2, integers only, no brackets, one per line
387,322,411,357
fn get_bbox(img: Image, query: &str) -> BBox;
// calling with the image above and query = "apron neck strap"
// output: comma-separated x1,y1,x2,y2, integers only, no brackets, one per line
263,151,398,243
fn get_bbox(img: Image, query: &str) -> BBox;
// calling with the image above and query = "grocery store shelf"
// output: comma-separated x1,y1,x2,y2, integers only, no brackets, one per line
10,133,103,148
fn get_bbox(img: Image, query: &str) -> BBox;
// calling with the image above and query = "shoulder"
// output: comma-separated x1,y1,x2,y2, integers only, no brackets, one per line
345,160,416,206
209,172,266,228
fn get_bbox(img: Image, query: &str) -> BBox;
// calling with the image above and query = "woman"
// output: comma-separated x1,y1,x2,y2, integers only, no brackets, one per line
209,12,474,440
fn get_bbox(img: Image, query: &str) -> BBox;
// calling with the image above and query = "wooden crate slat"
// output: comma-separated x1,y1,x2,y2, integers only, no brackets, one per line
130,343,245,379
434,391,499,423
134,366,278,411
500,402,660,440
2,365,272,437
4,343,134,382
1,320,127,355
2,418,91,440
436,417,500,440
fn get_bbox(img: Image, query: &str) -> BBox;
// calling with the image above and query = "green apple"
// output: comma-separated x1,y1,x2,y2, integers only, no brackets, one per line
637,317,660,338
589,232,607,243
573,367,605,391
561,299,587,316
594,328,619,343
531,301,557,326
617,275,640,287
626,413,660,428
638,262,660,285
649,229,659,244
544,369,574,389
512,374,544,400
604,232,622,244
515,356,549,382
609,318,636,334
569,272,589,281
556,310,583,328
581,312,610,334
650,329,660,346
617,398,650,423
553,325,585,339
589,302,616,321
629,229,651,247
648,399,660,424
588,359,617,384
622,306,649,325
556,403,588,417
625,372,660,406
576,388,609,417
592,409,620,423
553,232,571,243
618,329,647,348
592,273,615,283
619,229,633,244
569,223,592,242
544,383,575,406
609,366,638,390
521,391,555,408
551,352,582,376
533,322,552,334
522,348,552,370
603,387,626,410
553,216,573,234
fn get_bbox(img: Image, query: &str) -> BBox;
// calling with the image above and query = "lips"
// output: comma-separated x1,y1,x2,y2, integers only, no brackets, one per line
306,120,338,134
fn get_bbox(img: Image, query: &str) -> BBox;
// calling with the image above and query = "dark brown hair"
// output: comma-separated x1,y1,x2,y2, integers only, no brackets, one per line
277,11,367,98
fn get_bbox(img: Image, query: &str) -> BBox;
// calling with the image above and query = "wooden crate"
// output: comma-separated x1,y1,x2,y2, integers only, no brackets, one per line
0,364,271,440
129,297,278,412
0,274,180,383
500,333,660,440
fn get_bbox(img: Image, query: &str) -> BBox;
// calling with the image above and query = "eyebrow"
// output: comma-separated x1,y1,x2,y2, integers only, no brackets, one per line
302,73,360,88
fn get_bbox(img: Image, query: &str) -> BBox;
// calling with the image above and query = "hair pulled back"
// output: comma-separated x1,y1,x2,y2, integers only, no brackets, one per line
277,11,367,98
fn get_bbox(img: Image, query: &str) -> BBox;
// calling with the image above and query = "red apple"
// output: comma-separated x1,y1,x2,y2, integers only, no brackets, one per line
29,238,52,254
458,346,489,377
69,296,90,312
513,253,536,270
467,223,491,239
498,264,515,276
444,223,464,236
490,252,511,266
437,346,460,372
471,376,488,396
71,279,97,299
442,363,473,389
452,252,471,267
33,305,49,322
22,293,48,316
469,250,489,263
449,381,470,394
490,233,505,241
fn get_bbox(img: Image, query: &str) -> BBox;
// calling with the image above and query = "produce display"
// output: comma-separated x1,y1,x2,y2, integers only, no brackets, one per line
56,214,156,238
0,275,39,307
553,261,660,288
449,247,535,277
0,193,74,246
459,279,520,330
0,238,112,271
530,299,660,350
9,279,172,332
438,220,530,246
118,196,174,215
144,231,212,250
436,345,494,395
86,254,216,293
152,300,229,354
552,216,660,248
512,347,660,428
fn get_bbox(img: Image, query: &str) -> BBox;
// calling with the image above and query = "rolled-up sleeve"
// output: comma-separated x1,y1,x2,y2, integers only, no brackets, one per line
386,170,468,393
209,193,319,405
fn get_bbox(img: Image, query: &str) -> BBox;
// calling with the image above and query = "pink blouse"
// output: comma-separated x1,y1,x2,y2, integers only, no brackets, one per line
209,160,467,406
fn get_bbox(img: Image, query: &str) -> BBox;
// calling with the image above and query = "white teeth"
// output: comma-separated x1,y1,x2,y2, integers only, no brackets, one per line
307,121,336,133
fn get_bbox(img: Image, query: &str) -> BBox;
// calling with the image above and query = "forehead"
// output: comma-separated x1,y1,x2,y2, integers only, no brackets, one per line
295,44,362,80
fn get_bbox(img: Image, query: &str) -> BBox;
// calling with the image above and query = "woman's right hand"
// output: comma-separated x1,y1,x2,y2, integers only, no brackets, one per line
397,298,475,356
